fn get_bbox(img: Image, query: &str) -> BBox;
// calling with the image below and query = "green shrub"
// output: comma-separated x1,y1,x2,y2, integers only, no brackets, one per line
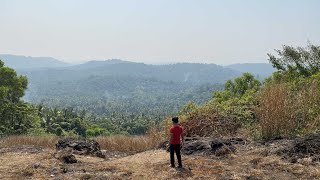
86,127,110,137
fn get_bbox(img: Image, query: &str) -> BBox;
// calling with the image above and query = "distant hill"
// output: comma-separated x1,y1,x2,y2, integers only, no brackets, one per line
225,63,276,79
0,54,68,70
69,59,129,70
0,54,276,118
21,60,239,116
14,59,241,117
65,61,241,84
20,59,241,84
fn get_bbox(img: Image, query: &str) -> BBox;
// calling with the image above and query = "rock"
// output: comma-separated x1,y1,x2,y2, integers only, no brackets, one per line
158,140,169,150
211,139,226,152
56,138,105,158
32,163,41,169
290,157,298,163
246,175,260,180
61,167,68,173
62,154,77,164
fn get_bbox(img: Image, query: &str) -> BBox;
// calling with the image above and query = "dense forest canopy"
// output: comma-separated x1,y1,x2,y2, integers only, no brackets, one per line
10,58,244,118
0,51,285,138
0,56,274,120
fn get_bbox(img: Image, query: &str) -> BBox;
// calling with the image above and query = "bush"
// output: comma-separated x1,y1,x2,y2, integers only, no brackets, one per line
256,83,298,139
256,43,320,139
213,73,261,126
169,73,261,137
86,127,111,137
27,128,47,136
256,74,320,139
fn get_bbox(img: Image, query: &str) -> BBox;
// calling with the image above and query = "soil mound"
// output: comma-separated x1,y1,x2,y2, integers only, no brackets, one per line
55,138,105,158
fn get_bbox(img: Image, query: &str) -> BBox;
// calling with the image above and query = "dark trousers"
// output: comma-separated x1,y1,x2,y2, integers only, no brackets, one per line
170,144,182,167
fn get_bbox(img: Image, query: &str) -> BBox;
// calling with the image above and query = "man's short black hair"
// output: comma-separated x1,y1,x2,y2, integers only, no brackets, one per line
172,117,179,123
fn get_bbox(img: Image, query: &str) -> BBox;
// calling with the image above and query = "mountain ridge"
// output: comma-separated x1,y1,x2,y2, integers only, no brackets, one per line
0,54,68,69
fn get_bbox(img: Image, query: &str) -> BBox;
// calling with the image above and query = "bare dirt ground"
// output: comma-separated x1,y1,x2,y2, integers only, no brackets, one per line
0,142,320,180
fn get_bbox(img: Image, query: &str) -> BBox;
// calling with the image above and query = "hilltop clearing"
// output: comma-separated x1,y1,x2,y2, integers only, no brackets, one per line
0,135,319,180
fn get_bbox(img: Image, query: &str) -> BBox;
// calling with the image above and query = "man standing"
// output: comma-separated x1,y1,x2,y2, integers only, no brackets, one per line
169,117,184,168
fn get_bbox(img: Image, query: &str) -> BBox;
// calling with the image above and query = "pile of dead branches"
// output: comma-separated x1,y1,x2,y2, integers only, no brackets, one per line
181,108,240,137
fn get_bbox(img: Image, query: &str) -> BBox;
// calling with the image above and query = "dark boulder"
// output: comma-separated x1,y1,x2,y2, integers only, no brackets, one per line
61,154,77,164
56,138,105,158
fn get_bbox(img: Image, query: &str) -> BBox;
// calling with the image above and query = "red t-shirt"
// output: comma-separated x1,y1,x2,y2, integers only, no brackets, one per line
170,125,183,145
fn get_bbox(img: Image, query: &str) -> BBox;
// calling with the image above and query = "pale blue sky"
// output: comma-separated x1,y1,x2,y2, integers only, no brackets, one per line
0,0,319,64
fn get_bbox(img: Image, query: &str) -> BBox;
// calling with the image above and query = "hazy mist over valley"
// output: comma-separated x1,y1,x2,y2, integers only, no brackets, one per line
0,54,275,118
1,1,320,179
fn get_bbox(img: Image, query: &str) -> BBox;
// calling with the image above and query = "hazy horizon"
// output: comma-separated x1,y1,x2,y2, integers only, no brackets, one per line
0,53,271,66
1,0,319,65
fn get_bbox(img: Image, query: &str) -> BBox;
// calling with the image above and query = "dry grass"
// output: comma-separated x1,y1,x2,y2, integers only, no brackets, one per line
256,83,298,139
97,135,162,152
0,127,163,152
257,81,320,139
0,135,58,149
97,126,164,152
298,80,320,134
1,142,319,179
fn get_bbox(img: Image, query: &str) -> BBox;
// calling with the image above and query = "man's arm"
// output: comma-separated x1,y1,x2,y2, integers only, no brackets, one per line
169,133,173,145
166,133,173,151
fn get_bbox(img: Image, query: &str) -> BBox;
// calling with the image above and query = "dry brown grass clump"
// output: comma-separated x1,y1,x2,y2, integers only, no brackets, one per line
257,81,320,139
96,135,157,152
0,135,58,149
256,84,298,139
97,127,163,152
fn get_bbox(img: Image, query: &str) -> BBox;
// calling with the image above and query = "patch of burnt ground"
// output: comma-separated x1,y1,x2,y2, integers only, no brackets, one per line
278,133,320,163
160,136,247,156
261,133,320,164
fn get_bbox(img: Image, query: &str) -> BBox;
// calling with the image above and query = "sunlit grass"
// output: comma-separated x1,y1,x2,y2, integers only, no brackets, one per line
0,135,58,149
0,128,163,152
